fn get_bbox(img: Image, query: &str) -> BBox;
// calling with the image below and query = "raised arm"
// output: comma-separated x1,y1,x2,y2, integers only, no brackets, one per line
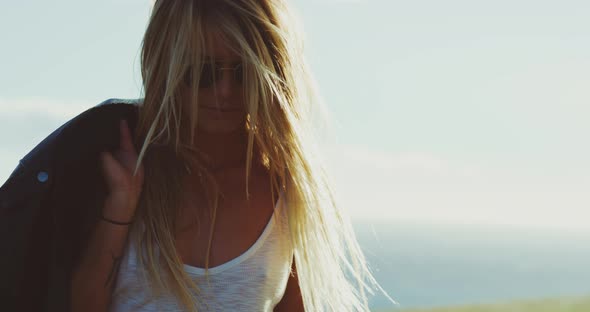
70,119,144,311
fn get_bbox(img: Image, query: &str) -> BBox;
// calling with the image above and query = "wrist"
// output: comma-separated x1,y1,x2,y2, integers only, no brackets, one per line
102,197,137,224
99,214,134,225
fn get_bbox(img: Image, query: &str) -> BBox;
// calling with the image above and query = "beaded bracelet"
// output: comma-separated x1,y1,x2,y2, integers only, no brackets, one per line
100,214,134,225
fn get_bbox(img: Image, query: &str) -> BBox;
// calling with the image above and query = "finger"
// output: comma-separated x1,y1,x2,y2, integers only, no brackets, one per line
112,146,143,183
119,119,137,154
100,151,128,187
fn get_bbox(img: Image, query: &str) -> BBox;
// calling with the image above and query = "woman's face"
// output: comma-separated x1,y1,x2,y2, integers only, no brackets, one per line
182,35,247,134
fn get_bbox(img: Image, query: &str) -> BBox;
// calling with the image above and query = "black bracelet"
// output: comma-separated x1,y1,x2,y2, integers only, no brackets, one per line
100,214,134,225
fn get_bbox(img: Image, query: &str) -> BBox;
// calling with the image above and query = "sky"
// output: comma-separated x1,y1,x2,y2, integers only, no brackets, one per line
1,0,588,232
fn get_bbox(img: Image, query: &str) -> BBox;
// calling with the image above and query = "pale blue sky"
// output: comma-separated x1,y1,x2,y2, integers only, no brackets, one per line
1,0,589,231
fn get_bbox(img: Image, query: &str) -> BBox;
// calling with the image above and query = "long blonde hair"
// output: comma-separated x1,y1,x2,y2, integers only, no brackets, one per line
127,0,396,310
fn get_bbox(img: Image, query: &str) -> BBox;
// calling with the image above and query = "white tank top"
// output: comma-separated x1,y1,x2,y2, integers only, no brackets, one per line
109,190,293,312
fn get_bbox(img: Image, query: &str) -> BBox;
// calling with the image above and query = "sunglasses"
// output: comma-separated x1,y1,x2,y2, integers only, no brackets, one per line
183,61,244,88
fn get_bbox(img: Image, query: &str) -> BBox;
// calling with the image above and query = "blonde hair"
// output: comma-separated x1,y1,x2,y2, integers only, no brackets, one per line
127,0,396,310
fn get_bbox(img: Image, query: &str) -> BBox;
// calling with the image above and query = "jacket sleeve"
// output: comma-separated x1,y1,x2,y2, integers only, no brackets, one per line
0,99,140,312
0,157,55,311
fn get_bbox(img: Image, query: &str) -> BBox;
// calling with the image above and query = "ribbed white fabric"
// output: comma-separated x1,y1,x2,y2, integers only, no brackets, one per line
109,190,293,312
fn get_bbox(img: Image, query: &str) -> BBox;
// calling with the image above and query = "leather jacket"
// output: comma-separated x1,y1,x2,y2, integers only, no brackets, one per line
0,98,141,312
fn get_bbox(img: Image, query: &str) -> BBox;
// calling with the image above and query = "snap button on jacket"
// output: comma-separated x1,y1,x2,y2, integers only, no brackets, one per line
0,99,141,312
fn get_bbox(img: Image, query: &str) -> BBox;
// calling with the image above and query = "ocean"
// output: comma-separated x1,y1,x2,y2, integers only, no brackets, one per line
352,220,590,310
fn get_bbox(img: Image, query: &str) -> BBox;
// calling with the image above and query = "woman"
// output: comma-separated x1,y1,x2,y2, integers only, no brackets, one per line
71,0,392,311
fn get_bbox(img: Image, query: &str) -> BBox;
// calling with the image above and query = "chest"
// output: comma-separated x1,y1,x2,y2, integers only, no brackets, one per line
173,168,279,269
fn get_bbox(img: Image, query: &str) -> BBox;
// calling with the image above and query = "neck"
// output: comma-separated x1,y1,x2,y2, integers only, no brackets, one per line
193,127,250,172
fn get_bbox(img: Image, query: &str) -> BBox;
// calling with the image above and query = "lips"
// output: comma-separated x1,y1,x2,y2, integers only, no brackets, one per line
200,106,242,112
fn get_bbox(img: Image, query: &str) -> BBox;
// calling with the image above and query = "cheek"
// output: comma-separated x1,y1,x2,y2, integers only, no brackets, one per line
197,93,216,106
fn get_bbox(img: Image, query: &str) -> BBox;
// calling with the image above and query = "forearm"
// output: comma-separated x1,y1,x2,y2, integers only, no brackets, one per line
70,217,131,312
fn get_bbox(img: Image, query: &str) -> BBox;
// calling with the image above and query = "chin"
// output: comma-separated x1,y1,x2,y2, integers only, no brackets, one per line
198,121,245,134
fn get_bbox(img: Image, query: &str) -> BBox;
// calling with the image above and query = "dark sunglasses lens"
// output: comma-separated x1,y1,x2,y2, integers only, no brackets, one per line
234,64,243,83
183,64,215,88
184,63,242,88
183,68,192,86
199,63,215,88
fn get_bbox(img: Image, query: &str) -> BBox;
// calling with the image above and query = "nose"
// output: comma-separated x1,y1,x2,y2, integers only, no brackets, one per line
216,68,238,102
